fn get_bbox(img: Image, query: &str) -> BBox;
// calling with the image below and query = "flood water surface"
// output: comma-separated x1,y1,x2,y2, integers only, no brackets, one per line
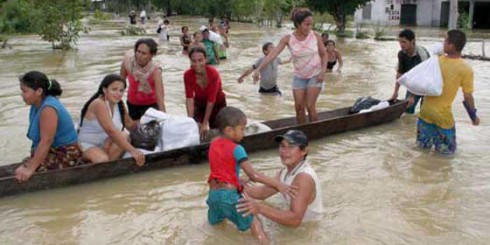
0,17,489,244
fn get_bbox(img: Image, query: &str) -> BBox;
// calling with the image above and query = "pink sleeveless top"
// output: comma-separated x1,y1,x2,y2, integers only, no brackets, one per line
288,31,322,79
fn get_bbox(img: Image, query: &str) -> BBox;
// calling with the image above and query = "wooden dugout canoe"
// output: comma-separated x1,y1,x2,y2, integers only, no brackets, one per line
0,100,408,198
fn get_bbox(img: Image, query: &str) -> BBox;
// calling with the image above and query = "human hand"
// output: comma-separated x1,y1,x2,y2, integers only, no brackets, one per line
472,116,480,126
238,77,245,84
200,122,209,140
278,183,298,199
131,149,145,166
236,193,260,217
407,95,415,108
390,92,399,101
316,72,325,84
15,164,35,182
252,70,260,83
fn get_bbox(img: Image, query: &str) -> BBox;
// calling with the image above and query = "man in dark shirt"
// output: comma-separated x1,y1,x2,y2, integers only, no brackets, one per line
390,29,429,114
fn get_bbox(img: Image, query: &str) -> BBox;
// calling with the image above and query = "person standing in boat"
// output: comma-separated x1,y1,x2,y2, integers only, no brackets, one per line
253,8,326,124
237,129,323,227
206,106,296,244
325,40,343,73
120,38,166,121
15,71,84,182
184,46,227,139
78,74,145,166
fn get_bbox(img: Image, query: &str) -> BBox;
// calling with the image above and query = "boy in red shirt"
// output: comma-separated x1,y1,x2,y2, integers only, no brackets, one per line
207,106,295,244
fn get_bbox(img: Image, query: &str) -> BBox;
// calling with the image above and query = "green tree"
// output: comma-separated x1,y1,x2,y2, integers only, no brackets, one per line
0,0,39,33
305,0,370,33
33,0,87,49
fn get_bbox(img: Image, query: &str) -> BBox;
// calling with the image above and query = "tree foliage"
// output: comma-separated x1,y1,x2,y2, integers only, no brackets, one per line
305,0,370,32
0,0,39,33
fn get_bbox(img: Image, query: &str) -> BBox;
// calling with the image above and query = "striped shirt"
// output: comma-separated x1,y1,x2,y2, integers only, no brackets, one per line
288,31,322,79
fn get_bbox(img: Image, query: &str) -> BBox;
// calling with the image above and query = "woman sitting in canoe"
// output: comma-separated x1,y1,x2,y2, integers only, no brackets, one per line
78,74,145,166
184,46,227,139
16,71,84,182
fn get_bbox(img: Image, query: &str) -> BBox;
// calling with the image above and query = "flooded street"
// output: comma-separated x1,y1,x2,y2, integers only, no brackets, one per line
1,16,490,244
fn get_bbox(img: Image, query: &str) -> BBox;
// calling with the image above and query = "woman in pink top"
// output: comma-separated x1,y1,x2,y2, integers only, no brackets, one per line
253,8,326,124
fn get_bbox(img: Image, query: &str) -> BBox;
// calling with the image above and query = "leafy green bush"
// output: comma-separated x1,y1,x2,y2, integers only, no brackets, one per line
120,25,146,36
458,12,470,30
94,9,111,21
0,0,39,33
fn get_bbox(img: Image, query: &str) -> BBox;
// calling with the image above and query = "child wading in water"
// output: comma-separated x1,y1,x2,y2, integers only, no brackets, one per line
206,106,296,244
238,42,291,95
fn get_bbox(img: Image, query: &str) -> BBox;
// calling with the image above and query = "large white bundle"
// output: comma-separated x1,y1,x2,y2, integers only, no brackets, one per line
396,56,443,96
200,25,223,44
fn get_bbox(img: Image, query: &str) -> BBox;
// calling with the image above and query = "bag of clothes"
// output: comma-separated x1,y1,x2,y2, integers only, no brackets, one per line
350,97,381,114
397,56,443,96
130,120,161,151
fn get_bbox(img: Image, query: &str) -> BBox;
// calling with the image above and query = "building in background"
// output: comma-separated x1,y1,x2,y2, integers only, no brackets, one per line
355,0,490,29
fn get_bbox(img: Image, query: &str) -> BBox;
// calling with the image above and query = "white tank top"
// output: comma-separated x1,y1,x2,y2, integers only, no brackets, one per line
78,101,123,144
279,160,323,222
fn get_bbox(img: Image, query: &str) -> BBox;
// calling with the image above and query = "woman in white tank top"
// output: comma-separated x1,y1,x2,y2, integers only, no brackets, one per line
78,74,145,166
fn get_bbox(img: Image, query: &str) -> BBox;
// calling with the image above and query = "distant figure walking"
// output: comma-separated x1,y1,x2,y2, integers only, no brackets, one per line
129,11,137,25
140,9,147,25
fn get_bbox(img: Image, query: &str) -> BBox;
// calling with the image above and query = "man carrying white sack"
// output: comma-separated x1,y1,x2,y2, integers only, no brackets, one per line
390,29,430,114
416,29,480,155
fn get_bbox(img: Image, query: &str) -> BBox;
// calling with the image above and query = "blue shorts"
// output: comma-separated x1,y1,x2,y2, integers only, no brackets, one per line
416,118,456,155
206,189,253,231
292,75,324,90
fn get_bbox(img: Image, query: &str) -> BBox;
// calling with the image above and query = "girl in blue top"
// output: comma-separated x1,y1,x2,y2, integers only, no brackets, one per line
16,71,83,182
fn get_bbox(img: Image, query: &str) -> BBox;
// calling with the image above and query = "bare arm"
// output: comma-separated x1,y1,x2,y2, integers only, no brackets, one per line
153,69,166,112
316,33,327,78
185,98,194,118
253,35,289,81
15,107,57,182
213,45,220,64
391,72,402,100
237,66,254,84
241,161,292,197
92,100,145,165
336,50,343,71
243,171,281,200
238,173,316,227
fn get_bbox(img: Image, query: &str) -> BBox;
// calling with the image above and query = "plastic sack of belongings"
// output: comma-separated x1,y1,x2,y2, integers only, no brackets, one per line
125,108,200,157
397,56,443,96
350,97,390,114
244,120,272,136
199,25,223,45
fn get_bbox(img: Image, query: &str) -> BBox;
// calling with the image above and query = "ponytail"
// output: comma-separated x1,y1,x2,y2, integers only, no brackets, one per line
19,71,63,97
79,92,102,128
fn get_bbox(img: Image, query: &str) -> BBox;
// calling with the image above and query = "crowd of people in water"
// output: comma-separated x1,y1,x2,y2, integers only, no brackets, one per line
13,7,480,244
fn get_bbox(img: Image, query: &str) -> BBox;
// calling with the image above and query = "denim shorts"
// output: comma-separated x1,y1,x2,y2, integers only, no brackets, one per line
292,75,324,90
206,189,253,231
416,118,456,155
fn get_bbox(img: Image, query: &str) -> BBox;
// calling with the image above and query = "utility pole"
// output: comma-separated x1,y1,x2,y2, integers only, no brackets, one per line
448,0,458,29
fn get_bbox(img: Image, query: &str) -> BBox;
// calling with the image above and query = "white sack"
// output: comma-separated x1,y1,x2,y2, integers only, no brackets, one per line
397,56,443,96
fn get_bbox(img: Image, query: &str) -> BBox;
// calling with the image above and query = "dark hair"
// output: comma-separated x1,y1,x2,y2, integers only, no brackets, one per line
193,31,200,38
447,29,467,52
19,71,62,97
79,74,127,130
163,19,169,24
181,26,188,32
321,32,329,38
134,38,158,55
262,42,273,54
398,29,415,41
188,46,207,59
326,40,336,47
216,106,247,133
290,8,313,28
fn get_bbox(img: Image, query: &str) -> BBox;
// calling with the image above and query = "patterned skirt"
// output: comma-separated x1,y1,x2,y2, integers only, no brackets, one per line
25,143,85,172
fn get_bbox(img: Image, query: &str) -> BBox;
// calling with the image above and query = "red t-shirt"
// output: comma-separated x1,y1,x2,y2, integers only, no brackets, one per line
127,70,158,105
208,137,249,192
183,65,226,106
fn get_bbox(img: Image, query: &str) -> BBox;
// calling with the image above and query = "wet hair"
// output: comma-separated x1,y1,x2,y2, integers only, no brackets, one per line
262,42,273,54
326,40,336,47
216,106,247,133
290,8,313,28
79,74,126,130
163,19,169,25
19,71,62,97
134,38,158,55
447,29,467,52
398,29,415,41
181,26,188,32
188,46,207,59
